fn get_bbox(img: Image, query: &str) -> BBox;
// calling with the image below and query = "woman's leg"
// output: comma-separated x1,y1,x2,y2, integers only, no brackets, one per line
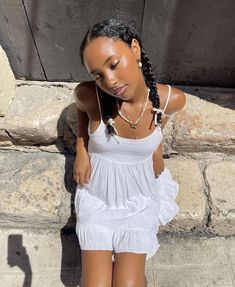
112,252,147,287
80,250,113,287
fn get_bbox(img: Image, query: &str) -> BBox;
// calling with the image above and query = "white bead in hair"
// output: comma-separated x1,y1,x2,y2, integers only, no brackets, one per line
152,107,164,126
107,118,119,135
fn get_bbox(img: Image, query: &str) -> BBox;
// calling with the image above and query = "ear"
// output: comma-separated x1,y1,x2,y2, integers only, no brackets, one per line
130,38,141,60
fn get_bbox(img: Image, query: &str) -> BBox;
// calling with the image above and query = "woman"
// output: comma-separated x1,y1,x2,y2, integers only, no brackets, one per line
73,19,186,287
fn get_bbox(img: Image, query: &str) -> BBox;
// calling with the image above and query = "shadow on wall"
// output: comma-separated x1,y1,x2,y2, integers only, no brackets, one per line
163,0,235,87
57,103,82,287
1,0,235,86
177,85,235,110
7,234,32,287
142,0,235,88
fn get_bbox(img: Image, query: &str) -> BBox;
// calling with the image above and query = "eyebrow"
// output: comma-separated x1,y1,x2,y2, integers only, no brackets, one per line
90,55,114,75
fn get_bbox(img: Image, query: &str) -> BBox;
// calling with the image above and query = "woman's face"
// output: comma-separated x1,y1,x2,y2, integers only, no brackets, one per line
83,37,143,101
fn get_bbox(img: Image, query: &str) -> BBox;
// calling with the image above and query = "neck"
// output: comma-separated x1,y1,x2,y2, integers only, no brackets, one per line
127,78,149,106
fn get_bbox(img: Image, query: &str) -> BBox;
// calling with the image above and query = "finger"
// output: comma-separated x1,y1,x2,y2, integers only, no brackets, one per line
75,175,82,185
79,177,85,186
85,167,91,183
74,171,85,186
157,171,163,176
74,172,79,183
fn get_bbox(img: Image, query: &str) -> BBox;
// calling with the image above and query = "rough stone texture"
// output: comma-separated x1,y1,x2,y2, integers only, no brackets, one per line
61,103,78,152
160,158,207,232
0,117,12,146
0,45,15,116
4,85,74,145
0,149,209,233
173,93,235,154
16,80,79,90
0,151,75,229
1,84,235,158
161,114,178,156
0,143,65,153
178,85,235,110
0,81,235,237
152,235,235,287
205,161,235,235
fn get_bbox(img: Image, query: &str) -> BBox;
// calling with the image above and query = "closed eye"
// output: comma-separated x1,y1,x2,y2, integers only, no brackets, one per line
93,60,120,82
110,60,119,70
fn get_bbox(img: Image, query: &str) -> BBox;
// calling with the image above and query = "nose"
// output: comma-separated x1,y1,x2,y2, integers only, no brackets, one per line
104,71,117,89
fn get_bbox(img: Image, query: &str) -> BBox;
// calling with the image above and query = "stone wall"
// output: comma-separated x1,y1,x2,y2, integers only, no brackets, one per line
0,45,235,236
1,0,234,86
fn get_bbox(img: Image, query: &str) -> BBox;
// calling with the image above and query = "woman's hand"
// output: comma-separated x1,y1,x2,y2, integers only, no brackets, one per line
152,144,165,178
73,148,91,186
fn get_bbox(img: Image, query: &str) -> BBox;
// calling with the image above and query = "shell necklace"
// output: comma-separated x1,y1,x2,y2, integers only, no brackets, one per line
116,88,150,129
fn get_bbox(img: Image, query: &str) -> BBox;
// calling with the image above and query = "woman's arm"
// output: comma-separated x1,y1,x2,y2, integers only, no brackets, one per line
152,143,164,178
152,86,186,177
73,84,91,186
159,85,186,129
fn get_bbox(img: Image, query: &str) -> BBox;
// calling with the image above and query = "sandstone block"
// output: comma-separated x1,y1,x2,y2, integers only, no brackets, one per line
0,151,74,228
161,115,177,155
61,103,78,152
160,158,207,232
173,93,235,154
0,45,15,116
205,160,235,235
0,117,12,146
4,85,73,145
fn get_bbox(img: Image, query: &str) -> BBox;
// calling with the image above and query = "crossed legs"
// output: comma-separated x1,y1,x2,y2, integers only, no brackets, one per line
80,250,147,287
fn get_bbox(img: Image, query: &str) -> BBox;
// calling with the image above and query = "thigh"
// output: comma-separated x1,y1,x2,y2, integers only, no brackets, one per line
112,252,147,287
81,250,113,287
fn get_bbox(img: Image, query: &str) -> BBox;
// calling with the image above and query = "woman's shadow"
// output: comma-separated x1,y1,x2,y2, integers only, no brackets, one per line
56,102,82,287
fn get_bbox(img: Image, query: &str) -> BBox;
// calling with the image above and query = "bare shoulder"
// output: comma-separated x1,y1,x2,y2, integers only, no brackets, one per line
156,83,186,116
74,81,96,112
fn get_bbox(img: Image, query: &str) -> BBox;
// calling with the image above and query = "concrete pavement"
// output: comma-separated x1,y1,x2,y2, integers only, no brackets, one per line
1,228,234,287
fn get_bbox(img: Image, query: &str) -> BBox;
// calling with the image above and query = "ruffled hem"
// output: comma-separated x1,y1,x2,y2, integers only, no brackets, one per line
76,224,160,262
157,168,179,225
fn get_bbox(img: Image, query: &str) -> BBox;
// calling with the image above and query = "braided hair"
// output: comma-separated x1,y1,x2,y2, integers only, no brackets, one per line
80,19,162,135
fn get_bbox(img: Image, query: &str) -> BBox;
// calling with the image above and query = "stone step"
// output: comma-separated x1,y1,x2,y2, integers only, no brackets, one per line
0,81,234,155
0,228,234,287
0,150,235,236
0,79,235,235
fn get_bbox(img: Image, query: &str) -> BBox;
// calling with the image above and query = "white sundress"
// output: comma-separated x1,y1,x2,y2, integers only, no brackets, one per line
74,85,179,262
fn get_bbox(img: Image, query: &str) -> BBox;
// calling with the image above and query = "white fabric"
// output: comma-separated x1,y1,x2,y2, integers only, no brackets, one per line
163,85,171,114
74,86,179,261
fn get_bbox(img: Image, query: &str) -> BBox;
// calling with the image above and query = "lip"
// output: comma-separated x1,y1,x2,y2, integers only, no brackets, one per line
114,86,127,98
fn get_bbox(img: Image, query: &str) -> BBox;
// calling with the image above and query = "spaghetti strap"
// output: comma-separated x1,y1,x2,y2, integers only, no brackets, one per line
95,83,103,122
162,85,171,114
161,85,171,118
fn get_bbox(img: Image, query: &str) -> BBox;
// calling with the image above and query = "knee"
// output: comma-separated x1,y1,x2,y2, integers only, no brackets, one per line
81,269,112,287
113,277,146,287
81,277,112,287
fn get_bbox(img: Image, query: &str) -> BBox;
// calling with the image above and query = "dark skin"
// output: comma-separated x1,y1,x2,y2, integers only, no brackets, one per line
74,37,186,287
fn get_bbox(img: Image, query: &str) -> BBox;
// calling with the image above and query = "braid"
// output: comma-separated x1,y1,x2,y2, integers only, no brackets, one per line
141,48,162,125
97,86,117,135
